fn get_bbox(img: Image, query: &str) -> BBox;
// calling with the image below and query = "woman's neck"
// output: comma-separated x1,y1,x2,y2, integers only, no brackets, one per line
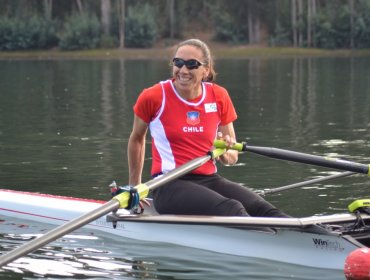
174,83,202,101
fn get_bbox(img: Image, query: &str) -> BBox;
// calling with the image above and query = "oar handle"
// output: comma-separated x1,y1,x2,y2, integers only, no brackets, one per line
213,139,246,152
214,140,370,176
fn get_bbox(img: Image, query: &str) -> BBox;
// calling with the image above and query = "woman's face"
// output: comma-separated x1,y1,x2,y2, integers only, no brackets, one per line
172,45,209,97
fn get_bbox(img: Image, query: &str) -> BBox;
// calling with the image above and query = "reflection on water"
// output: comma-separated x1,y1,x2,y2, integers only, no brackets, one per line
0,217,346,280
0,56,369,279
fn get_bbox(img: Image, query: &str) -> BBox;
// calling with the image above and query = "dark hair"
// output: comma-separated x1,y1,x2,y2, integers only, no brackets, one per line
173,39,216,82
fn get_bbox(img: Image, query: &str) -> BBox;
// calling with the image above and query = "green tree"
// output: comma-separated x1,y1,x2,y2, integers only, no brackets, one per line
59,13,101,50
124,3,157,48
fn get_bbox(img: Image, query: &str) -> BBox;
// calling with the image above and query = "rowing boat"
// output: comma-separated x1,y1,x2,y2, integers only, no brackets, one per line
1,188,369,271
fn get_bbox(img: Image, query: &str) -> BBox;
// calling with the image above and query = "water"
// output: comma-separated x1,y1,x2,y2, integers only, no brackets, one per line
1,56,370,279
0,217,344,280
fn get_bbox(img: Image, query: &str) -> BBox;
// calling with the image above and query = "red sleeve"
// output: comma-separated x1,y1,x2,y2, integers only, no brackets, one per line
133,84,163,123
212,84,237,125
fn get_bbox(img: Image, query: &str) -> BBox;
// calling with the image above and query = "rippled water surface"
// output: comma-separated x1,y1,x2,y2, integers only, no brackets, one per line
1,57,370,279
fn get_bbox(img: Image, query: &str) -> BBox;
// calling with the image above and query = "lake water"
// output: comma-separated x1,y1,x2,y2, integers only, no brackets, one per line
0,56,369,279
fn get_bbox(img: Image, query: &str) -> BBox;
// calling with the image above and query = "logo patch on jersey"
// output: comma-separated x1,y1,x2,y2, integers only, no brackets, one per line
186,111,200,125
204,103,217,113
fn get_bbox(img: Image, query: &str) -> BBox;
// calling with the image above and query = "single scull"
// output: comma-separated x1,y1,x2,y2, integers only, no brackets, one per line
1,188,369,270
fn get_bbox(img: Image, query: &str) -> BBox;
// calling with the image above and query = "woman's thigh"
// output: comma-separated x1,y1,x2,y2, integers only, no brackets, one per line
196,175,287,217
152,178,247,216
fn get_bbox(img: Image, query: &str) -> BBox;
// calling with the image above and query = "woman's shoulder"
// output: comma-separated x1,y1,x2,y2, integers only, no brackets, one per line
205,82,228,95
135,82,166,123
141,82,164,96
138,82,166,105
205,83,230,102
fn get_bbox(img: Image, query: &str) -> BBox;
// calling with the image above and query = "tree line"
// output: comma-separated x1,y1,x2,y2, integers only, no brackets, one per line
1,0,370,51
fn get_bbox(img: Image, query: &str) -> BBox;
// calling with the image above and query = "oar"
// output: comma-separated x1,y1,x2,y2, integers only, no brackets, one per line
258,171,355,196
214,140,370,176
0,148,226,267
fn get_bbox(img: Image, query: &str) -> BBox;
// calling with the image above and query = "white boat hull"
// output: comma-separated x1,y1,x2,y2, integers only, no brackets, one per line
0,189,367,270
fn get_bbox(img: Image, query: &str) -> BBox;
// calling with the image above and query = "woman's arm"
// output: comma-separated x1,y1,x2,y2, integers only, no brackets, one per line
127,115,148,185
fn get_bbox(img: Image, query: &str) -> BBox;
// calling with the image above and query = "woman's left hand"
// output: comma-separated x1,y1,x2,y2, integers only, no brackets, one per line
216,131,238,165
217,131,235,148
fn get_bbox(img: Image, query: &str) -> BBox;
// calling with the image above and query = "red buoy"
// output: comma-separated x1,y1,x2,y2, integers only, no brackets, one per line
344,248,370,280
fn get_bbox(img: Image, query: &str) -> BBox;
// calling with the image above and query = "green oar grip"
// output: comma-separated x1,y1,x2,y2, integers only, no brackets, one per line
113,183,150,209
213,139,245,152
210,148,227,158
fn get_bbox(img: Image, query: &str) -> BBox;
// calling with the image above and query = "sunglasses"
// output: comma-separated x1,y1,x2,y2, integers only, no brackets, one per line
172,58,204,70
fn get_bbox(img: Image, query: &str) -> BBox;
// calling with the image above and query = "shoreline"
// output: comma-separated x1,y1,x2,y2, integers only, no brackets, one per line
1,46,370,60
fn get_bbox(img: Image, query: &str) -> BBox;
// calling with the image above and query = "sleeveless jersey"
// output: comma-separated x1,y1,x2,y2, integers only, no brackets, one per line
134,79,237,176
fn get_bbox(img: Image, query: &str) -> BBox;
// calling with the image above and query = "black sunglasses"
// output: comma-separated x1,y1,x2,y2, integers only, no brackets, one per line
172,58,204,70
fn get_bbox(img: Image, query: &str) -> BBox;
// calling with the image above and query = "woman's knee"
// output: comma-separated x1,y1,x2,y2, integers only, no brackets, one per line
215,198,248,216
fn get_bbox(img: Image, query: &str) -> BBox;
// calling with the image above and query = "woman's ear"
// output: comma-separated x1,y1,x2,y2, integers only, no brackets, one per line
203,68,210,81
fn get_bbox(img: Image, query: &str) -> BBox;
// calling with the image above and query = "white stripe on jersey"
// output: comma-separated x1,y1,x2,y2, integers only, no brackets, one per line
148,81,176,174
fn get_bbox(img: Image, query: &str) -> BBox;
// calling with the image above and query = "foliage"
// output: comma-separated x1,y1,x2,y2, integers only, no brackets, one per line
124,3,157,48
59,13,101,50
2,0,370,50
211,1,248,44
353,0,370,48
269,1,370,49
156,0,185,39
314,5,351,49
212,11,247,44
269,21,292,47
99,35,117,48
0,15,57,50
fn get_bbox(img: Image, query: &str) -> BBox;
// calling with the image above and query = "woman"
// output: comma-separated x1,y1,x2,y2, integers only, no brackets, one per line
128,38,288,217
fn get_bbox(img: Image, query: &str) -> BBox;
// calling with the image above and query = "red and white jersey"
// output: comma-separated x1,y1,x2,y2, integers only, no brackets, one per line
134,79,237,176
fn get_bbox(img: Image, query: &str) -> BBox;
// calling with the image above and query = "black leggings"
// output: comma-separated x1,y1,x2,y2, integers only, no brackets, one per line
152,173,289,217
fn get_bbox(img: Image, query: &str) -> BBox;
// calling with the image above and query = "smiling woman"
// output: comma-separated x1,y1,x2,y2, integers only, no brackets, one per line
127,38,289,218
